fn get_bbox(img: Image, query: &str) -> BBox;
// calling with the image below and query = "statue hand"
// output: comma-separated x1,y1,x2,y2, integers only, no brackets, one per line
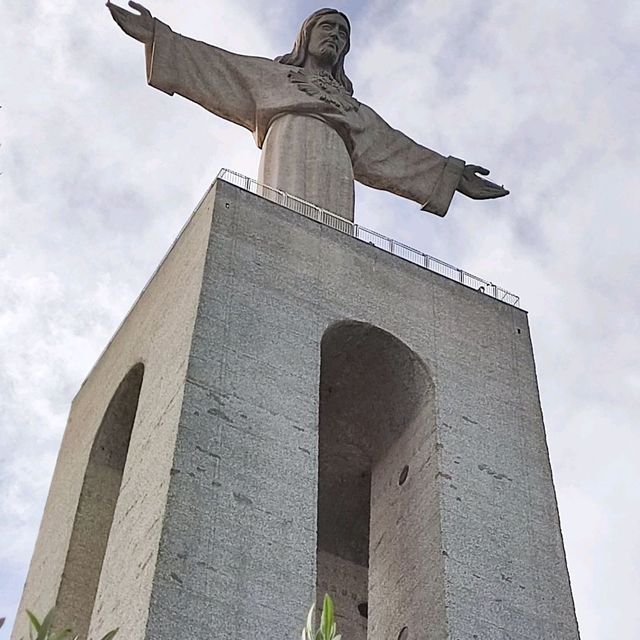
457,164,509,200
107,1,154,45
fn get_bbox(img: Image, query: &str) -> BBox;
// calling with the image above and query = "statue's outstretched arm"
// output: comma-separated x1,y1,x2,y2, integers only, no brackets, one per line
352,105,508,215
108,1,266,134
352,105,465,216
457,165,509,200
107,1,154,44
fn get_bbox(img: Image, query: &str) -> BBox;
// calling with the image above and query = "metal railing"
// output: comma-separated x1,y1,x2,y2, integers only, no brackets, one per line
216,169,520,307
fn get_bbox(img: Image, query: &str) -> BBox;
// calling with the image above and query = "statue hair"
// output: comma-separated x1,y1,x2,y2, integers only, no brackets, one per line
275,8,354,96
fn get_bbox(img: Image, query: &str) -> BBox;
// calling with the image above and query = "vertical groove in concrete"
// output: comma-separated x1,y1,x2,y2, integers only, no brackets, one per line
317,321,445,640
54,363,144,639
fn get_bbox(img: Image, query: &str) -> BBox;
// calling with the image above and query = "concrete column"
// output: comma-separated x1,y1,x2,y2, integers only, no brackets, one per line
14,180,580,640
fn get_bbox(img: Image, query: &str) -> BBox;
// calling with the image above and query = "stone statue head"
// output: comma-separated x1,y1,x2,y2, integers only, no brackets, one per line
276,8,354,96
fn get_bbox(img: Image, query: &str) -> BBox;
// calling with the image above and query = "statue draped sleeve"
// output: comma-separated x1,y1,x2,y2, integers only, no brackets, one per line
143,20,464,218
144,20,266,133
351,105,465,217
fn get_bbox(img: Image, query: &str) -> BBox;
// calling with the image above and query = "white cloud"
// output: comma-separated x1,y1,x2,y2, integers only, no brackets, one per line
1,0,638,637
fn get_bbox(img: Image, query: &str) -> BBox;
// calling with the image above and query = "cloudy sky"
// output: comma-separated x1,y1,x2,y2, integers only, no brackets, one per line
1,0,638,637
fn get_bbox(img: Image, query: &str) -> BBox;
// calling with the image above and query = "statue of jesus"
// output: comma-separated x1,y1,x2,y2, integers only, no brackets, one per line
108,1,509,222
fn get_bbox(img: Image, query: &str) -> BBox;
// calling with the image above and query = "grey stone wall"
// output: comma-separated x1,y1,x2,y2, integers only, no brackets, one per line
13,179,579,640
145,180,579,639
12,187,215,640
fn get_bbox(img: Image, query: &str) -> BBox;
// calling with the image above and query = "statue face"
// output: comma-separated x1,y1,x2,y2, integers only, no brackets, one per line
306,13,350,67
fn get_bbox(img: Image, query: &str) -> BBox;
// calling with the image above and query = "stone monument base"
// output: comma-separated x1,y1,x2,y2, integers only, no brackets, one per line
13,177,579,640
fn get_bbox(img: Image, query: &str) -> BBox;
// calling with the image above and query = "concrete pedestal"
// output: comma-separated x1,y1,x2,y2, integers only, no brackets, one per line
13,179,580,640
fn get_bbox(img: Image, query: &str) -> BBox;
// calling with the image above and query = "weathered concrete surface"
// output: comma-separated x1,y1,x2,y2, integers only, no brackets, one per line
53,363,144,640
11,188,216,640
144,180,579,639
316,321,442,640
14,179,579,640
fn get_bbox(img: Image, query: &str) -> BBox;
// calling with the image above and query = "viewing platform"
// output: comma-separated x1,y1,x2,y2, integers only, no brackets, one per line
217,169,520,308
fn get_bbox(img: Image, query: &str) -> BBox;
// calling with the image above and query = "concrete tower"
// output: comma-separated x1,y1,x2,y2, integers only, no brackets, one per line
12,176,580,640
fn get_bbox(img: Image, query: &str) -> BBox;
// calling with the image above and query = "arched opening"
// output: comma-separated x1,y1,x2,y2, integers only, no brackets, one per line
55,363,144,639
317,322,434,640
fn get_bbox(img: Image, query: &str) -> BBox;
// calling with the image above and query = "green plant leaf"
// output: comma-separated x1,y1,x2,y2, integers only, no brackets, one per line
35,609,56,640
304,602,315,640
320,594,334,640
99,629,119,640
26,610,42,633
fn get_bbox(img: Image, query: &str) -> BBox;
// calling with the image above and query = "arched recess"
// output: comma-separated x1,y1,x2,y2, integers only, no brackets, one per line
317,321,435,640
55,363,144,639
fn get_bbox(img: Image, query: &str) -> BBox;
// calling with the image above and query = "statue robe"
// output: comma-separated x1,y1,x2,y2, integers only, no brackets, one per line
145,20,465,221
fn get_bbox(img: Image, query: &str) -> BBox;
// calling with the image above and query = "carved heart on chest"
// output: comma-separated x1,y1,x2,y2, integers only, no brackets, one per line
287,69,360,113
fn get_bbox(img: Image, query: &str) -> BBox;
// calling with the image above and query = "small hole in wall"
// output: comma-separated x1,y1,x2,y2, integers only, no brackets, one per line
357,602,368,619
399,465,409,486
517,328,522,334
398,626,409,640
